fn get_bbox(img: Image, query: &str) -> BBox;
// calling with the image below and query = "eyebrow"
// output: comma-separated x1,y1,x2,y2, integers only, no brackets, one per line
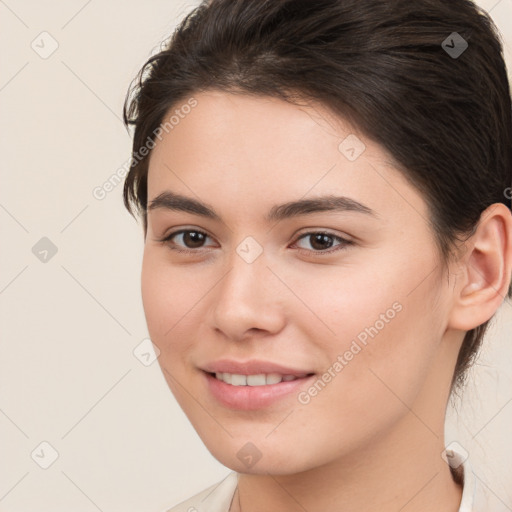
148,191,377,223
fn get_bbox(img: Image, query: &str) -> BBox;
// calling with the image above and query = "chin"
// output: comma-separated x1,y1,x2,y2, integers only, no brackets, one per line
202,437,312,476
224,458,306,476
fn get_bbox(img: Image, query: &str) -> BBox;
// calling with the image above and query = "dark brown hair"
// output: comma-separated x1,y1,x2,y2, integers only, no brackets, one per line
122,0,512,395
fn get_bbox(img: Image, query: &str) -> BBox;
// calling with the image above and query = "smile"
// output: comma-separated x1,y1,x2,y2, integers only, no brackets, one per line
212,372,310,386
203,370,315,410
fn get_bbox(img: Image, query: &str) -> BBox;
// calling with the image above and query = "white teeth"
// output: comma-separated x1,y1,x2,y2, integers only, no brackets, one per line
231,374,247,386
247,374,266,386
213,372,307,386
266,373,283,385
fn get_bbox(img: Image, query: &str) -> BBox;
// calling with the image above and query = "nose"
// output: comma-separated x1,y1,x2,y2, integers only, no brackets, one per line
209,247,286,342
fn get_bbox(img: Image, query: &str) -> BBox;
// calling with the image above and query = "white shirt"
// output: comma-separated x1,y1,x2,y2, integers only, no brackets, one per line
162,446,506,511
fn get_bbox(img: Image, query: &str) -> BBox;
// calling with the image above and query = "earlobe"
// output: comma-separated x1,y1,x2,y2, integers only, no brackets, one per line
448,203,512,331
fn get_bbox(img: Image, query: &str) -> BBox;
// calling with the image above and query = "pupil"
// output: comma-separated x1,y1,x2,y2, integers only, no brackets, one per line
311,234,333,250
185,231,205,248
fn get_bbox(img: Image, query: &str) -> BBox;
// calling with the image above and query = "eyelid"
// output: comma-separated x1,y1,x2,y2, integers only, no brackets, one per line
293,227,353,243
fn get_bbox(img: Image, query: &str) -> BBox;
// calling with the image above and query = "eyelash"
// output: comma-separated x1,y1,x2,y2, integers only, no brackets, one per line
156,229,353,256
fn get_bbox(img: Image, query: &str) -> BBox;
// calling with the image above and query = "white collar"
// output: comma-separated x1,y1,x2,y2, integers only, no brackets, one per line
447,444,509,511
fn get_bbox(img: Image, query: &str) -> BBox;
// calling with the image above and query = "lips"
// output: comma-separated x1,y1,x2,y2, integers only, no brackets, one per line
199,359,316,410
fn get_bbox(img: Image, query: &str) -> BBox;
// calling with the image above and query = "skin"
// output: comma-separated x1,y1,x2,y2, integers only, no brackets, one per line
141,90,512,512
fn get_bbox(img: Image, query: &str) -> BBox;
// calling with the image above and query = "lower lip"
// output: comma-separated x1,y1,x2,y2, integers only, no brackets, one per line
202,371,315,410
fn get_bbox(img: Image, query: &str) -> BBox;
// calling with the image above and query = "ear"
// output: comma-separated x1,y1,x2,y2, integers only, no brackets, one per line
448,203,512,331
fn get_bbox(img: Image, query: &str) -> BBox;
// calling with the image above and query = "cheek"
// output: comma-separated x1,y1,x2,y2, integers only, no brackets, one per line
141,249,194,356
291,309,437,459
300,254,444,409
141,250,202,408
288,257,404,357
141,252,168,340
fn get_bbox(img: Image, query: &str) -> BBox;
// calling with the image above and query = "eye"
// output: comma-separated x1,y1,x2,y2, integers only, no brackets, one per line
156,229,353,256
157,229,215,254
292,231,353,255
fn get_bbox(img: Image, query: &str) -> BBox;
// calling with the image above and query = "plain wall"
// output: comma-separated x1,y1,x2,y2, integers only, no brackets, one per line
0,1,511,510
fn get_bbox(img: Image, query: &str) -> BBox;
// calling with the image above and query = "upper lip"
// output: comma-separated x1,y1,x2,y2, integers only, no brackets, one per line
201,359,315,376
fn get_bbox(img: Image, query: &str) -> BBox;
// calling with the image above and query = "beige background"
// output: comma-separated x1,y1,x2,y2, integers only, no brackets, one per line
0,1,511,510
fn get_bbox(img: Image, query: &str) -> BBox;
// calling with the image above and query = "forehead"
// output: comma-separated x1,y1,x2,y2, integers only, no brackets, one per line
146,90,429,225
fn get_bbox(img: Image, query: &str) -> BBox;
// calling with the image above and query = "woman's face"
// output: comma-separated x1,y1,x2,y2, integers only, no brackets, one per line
142,90,462,474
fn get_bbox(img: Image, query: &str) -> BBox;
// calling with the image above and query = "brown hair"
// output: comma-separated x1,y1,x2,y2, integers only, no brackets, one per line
122,0,512,395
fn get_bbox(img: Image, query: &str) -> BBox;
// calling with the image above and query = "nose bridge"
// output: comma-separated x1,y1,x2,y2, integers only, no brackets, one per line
217,239,269,310
211,238,283,338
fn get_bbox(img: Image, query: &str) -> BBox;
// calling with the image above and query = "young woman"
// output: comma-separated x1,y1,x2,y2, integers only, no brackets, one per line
122,0,512,510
